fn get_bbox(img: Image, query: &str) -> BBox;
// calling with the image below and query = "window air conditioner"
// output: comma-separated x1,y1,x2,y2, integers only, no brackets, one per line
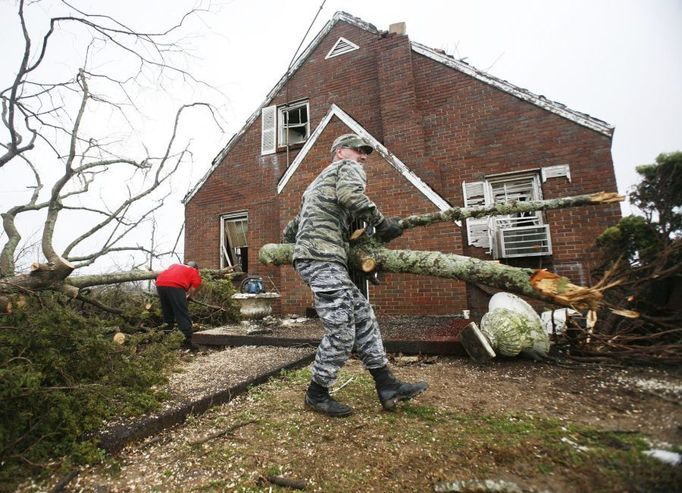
494,224,552,259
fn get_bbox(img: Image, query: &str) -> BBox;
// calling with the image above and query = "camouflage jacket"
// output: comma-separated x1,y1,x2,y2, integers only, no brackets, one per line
282,159,385,267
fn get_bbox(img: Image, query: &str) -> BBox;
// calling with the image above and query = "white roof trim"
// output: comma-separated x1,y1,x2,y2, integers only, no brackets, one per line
411,42,614,137
277,104,451,212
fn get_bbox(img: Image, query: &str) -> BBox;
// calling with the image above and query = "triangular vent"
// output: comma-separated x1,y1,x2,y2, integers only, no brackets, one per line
325,37,359,59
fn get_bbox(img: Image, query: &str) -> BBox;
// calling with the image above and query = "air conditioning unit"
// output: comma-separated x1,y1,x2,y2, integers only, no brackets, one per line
494,224,552,259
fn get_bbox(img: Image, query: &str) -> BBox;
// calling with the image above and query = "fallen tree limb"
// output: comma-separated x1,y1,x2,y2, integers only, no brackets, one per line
189,297,231,312
259,240,602,309
260,193,622,310
398,191,623,229
73,293,126,316
266,475,307,490
189,419,258,446
0,268,239,299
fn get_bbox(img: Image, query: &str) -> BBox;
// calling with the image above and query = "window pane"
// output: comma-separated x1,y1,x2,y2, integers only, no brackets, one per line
277,101,309,146
490,177,536,203
225,219,248,248
222,214,248,271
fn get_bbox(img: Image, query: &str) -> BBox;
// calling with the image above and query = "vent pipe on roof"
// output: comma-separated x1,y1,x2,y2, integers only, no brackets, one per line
388,22,406,35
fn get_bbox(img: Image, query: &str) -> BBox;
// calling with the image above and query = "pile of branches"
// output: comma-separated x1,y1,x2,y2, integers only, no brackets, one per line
70,268,242,332
574,152,682,365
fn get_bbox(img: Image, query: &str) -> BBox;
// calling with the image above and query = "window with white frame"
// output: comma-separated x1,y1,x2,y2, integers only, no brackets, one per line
220,212,248,271
463,172,552,258
261,100,310,155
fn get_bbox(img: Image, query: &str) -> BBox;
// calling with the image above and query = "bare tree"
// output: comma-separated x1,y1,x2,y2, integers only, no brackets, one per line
0,0,223,305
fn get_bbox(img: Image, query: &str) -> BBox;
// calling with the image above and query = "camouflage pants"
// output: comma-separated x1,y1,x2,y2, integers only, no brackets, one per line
295,259,388,388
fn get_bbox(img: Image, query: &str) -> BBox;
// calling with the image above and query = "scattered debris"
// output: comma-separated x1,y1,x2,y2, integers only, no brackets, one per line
560,436,590,453
644,449,682,466
395,355,421,365
329,376,355,395
266,475,307,489
246,326,273,335
281,316,309,327
434,478,551,493
540,308,579,335
188,419,259,446
616,375,682,403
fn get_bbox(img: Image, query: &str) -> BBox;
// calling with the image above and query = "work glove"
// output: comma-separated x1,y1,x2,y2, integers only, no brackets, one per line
375,217,403,243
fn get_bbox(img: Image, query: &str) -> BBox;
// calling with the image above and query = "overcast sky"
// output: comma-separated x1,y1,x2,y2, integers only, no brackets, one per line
1,0,681,271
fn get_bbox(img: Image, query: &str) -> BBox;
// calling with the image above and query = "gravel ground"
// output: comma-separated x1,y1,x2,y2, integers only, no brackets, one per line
17,317,682,492
36,354,682,493
97,345,315,452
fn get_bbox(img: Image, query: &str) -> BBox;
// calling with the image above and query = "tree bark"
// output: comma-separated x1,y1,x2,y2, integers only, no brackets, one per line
398,191,622,229
0,268,239,297
259,241,601,309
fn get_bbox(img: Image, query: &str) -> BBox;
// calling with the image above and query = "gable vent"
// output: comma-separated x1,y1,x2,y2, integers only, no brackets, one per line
325,37,359,59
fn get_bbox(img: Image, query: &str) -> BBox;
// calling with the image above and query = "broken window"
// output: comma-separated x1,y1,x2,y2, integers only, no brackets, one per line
220,212,248,272
261,100,311,155
463,172,552,258
278,101,310,147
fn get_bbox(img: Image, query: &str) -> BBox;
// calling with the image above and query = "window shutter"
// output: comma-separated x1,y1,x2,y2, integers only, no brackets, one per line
463,181,491,250
261,105,276,155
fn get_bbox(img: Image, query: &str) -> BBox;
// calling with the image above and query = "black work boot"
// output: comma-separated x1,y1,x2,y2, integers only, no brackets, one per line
304,381,353,417
369,366,428,411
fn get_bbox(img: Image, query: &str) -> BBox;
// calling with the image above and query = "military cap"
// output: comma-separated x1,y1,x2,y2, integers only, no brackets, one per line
330,133,373,155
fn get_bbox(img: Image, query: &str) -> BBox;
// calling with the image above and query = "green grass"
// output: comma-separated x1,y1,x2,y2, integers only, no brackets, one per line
204,366,682,493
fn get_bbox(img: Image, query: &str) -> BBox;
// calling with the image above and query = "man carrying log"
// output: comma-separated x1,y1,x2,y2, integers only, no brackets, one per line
282,133,428,417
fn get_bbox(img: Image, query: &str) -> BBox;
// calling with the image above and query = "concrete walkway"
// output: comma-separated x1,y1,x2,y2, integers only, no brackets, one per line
98,346,315,453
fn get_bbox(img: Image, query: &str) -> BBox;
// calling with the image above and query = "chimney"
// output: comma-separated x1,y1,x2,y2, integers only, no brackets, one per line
388,22,406,35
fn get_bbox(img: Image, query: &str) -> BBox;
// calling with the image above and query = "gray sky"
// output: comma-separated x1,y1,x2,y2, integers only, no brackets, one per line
1,0,681,271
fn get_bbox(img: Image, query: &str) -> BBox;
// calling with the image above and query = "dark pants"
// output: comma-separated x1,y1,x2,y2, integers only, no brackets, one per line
157,286,193,340
295,259,388,388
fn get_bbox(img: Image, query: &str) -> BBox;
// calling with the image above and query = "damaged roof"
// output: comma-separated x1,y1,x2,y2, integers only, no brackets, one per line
184,11,614,204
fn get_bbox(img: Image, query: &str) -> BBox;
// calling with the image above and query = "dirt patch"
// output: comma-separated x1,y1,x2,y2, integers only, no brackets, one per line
30,347,682,493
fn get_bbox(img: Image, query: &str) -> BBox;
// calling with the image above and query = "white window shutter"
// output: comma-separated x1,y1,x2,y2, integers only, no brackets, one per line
261,105,276,155
463,181,491,250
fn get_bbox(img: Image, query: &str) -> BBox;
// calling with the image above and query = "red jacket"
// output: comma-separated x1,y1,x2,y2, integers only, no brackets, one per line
155,264,202,291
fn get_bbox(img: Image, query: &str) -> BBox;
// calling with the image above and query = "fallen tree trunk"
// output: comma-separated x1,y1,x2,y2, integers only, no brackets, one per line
0,268,239,298
259,193,622,310
259,241,602,309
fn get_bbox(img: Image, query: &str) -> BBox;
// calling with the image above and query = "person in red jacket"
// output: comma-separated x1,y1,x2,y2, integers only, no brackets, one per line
155,261,202,350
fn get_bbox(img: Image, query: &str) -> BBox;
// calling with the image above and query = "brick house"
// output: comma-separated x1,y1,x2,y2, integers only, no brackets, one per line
183,11,621,318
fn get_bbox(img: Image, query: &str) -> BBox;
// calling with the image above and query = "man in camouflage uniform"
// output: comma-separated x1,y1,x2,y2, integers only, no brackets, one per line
283,133,428,417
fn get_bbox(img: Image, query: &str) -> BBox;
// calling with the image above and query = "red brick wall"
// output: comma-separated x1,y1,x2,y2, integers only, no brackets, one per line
185,20,620,317
278,121,467,316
